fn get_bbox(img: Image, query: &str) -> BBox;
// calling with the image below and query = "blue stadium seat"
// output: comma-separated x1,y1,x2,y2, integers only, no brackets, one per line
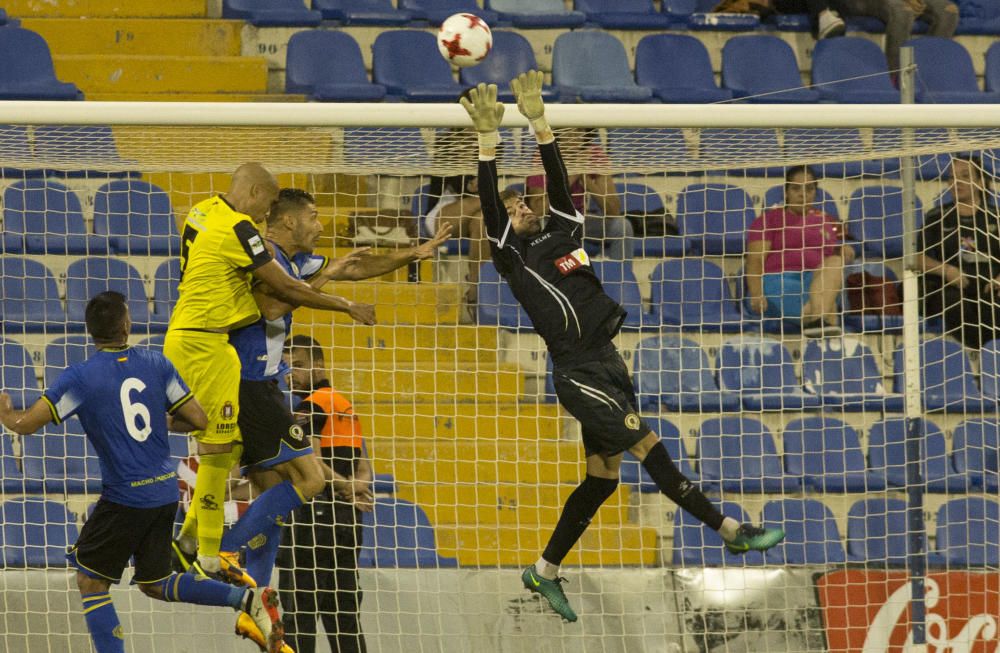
0,258,67,333
811,37,900,103
980,339,1000,401
663,0,761,30
871,129,952,180
934,497,1000,566
633,335,741,412
615,182,687,257
343,127,431,169
459,31,559,102
606,128,689,173
763,183,839,218
868,418,970,493
783,416,888,492
956,0,1000,34
359,498,458,568
650,259,744,332
634,34,733,103
717,336,821,411
222,0,322,25
0,125,42,181
574,0,674,29
64,258,153,331
138,334,166,355
699,128,786,177
697,417,800,492
398,0,499,25
847,185,924,258
906,37,1000,103
44,336,97,388
762,498,847,565
486,0,586,28
0,28,81,100
845,498,911,566
987,42,1000,92
783,129,868,179
619,417,699,492
590,261,656,330
0,337,41,410
152,259,181,326
721,36,820,103
801,337,904,411
312,0,415,24
33,126,137,178
0,497,79,567
372,30,464,101
22,422,102,494
2,434,34,494
3,180,110,255
673,500,764,566
551,31,653,103
892,337,993,412
93,180,179,255
676,183,756,254
286,31,387,101
951,419,1000,492
477,261,533,330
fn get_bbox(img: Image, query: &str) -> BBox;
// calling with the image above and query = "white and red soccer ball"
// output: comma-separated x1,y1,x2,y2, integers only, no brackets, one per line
437,13,492,68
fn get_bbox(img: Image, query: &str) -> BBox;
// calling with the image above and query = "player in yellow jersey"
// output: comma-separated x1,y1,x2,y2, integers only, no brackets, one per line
164,163,376,622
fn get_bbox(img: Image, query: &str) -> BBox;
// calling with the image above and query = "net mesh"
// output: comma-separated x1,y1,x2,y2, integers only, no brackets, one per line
1,119,999,652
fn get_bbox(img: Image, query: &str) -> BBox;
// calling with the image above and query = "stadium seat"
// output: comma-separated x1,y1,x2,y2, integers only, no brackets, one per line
721,36,820,103
0,28,81,100
615,182,687,257
980,339,1000,401
343,127,432,170
0,258,67,333
64,258,153,331
783,416,888,492
699,128,786,177
892,337,993,412
811,37,900,103
839,262,904,333
0,497,79,567
871,129,952,180
359,498,458,568
312,0,415,24
486,0,586,28
906,37,1000,103
590,261,657,330
477,261,533,330
152,259,181,326
801,337,904,411
845,498,912,566
782,129,869,179
551,31,653,103
955,0,1000,34
697,417,801,492
676,183,756,254
372,31,465,101
868,418,970,493
33,126,137,178
663,0,761,30
3,180,110,255
717,336,821,411
650,259,744,332
619,417,699,492
93,180,179,256
763,183,839,218
762,498,847,565
222,0,322,26
0,125,41,181
0,337,41,410
574,0,674,29
847,185,924,258
934,497,1000,566
633,335,741,412
139,334,167,355
44,335,97,388
634,34,734,103
459,31,558,102
986,42,1000,92
22,422,102,494
673,500,764,566
2,434,33,494
606,128,690,175
951,419,1000,492
398,0,499,25
285,31,387,101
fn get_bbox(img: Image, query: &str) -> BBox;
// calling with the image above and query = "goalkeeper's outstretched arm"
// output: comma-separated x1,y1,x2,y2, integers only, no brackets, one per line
460,82,512,248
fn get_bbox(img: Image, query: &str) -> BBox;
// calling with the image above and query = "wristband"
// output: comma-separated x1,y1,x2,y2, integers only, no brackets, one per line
477,130,499,159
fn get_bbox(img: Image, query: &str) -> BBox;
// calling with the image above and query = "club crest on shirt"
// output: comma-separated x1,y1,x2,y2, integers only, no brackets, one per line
221,401,234,420
289,424,304,442
625,413,641,430
554,248,590,275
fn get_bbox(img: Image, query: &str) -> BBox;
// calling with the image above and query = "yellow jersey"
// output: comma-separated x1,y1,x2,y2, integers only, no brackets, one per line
168,196,273,332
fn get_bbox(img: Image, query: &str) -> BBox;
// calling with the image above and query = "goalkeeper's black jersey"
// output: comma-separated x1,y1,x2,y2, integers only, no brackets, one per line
478,140,626,367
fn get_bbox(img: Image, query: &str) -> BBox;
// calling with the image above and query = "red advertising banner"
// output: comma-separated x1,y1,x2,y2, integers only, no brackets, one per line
816,570,999,653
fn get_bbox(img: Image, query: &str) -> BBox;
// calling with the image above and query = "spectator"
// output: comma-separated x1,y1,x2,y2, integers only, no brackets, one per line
744,165,854,336
835,0,959,74
525,128,635,261
918,154,1000,349
772,0,846,39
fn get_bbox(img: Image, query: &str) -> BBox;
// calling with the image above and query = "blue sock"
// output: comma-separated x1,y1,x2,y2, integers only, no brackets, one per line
245,519,283,588
221,481,303,552
157,572,245,610
81,592,125,653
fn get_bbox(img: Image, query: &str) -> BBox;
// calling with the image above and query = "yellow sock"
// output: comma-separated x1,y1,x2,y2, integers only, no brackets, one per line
190,452,231,558
179,501,198,544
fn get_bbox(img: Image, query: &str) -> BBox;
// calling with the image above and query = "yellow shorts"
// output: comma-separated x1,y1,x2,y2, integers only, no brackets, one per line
163,329,241,446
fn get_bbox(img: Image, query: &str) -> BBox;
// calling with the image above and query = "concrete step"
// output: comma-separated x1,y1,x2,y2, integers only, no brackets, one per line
53,55,268,94
6,0,207,17
366,407,563,440
90,92,305,102
317,324,498,365
294,282,463,326
328,363,524,403
22,18,241,56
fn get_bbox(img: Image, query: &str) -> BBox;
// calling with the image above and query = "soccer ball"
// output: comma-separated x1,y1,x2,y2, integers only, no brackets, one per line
437,13,492,68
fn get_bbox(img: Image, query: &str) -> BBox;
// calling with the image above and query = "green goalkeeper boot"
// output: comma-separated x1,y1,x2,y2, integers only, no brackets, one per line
725,524,786,554
521,566,578,622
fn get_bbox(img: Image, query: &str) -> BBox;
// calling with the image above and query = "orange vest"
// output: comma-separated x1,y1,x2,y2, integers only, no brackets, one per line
301,386,363,449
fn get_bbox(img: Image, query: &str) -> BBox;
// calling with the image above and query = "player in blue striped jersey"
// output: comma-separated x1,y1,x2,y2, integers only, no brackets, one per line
0,292,284,653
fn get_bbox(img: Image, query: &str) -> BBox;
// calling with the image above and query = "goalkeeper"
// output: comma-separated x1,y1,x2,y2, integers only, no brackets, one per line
461,72,786,623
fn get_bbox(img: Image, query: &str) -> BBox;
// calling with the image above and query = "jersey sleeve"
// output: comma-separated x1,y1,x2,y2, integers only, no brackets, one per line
539,140,585,237
42,367,84,425
159,355,194,414
478,156,516,256
295,253,329,281
222,220,273,271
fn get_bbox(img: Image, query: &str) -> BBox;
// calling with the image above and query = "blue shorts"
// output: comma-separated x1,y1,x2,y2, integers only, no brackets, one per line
745,271,814,320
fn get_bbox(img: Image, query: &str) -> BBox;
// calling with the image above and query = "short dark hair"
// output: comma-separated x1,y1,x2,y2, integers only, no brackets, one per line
785,165,817,185
268,188,315,227
499,187,521,204
285,334,325,364
85,291,129,341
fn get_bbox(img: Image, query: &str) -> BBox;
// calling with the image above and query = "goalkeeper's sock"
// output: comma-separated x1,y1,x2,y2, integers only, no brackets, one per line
190,452,232,560
81,592,125,653
156,572,245,610
641,442,724,531
221,481,303,552
244,519,283,589
541,474,618,566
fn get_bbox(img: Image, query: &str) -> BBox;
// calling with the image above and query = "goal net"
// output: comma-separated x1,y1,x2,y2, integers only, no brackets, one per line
1,103,999,653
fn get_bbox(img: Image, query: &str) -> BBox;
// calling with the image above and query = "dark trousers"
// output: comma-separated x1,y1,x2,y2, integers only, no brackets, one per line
278,492,367,653
925,283,1000,350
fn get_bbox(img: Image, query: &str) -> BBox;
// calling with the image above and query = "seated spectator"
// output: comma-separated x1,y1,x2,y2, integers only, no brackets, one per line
525,128,635,261
918,154,1000,349
745,165,854,336
772,0,846,39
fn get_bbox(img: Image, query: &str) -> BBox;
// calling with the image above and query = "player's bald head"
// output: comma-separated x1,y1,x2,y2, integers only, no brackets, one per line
227,162,279,223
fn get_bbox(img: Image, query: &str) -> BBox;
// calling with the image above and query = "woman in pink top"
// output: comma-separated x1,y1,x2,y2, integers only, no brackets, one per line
744,165,854,335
